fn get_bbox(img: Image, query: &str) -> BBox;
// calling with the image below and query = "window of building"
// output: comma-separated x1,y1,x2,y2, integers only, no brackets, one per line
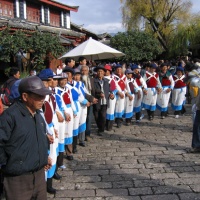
0,0,14,18
50,10,60,27
27,3,40,23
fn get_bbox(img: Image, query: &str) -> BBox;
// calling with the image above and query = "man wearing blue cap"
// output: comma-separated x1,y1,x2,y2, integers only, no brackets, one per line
171,67,187,119
124,69,139,125
132,64,147,122
142,63,162,120
157,63,174,119
113,64,127,128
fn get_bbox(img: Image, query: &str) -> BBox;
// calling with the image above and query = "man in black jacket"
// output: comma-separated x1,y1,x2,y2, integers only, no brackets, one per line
0,76,52,200
93,66,114,136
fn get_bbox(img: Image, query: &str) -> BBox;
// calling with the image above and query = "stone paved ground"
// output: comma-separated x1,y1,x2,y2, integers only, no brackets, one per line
48,104,200,200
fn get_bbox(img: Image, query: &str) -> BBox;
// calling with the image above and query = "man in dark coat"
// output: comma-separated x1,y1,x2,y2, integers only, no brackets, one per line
0,76,52,200
93,66,114,136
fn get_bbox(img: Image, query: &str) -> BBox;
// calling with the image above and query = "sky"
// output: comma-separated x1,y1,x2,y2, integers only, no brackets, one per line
58,0,200,34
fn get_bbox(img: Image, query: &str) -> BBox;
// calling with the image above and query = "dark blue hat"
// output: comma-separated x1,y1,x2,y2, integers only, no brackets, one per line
150,63,157,69
176,67,184,72
10,79,21,99
131,64,139,70
62,66,74,75
115,64,122,69
125,69,133,74
37,69,54,81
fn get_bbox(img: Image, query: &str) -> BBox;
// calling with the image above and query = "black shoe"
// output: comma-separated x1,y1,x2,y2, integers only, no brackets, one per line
53,172,62,180
97,132,103,136
47,187,56,194
79,143,86,147
189,148,200,153
65,155,73,160
149,116,153,121
117,123,121,128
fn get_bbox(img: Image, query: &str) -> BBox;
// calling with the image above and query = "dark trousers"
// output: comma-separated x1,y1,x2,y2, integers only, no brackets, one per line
192,110,200,148
73,136,78,151
93,105,107,132
65,144,73,156
135,112,141,120
147,110,154,118
161,111,167,117
4,168,46,200
106,120,114,131
57,153,63,167
85,105,93,136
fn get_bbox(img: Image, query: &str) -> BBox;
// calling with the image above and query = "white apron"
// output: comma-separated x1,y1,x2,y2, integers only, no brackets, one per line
172,87,186,111
142,88,157,111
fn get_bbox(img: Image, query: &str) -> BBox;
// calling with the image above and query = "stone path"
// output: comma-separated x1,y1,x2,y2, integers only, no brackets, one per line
48,104,200,200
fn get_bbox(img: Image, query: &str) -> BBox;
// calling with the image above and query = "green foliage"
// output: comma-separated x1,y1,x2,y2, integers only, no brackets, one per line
110,31,162,62
168,14,200,57
28,32,65,71
0,29,28,62
120,0,192,52
0,28,65,71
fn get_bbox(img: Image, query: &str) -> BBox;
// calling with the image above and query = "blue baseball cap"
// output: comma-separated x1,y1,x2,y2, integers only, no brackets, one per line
37,69,54,81
150,63,157,69
131,64,139,70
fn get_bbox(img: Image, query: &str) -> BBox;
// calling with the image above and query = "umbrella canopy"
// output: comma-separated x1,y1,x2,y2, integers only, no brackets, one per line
59,37,125,61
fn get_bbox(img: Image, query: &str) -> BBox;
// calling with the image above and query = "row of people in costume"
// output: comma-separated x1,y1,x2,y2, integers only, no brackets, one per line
36,67,94,194
103,63,187,127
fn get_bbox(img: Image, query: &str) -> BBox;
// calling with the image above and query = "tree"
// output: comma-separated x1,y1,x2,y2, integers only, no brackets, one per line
0,29,28,63
120,0,192,52
169,14,200,57
110,31,162,62
28,32,65,70
0,28,65,71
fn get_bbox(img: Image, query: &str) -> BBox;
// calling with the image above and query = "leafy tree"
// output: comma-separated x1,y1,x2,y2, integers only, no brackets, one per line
120,0,192,52
169,14,200,57
110,31,162,62
28,32,65,71
0,28,65,71
0,29,28,63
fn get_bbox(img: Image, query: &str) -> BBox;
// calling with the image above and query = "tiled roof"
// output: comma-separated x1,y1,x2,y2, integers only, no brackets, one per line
71,22,99,39
0,19,85,38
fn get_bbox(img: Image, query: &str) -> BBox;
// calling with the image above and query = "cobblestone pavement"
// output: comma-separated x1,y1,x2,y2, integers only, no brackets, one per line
48,104,200,200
